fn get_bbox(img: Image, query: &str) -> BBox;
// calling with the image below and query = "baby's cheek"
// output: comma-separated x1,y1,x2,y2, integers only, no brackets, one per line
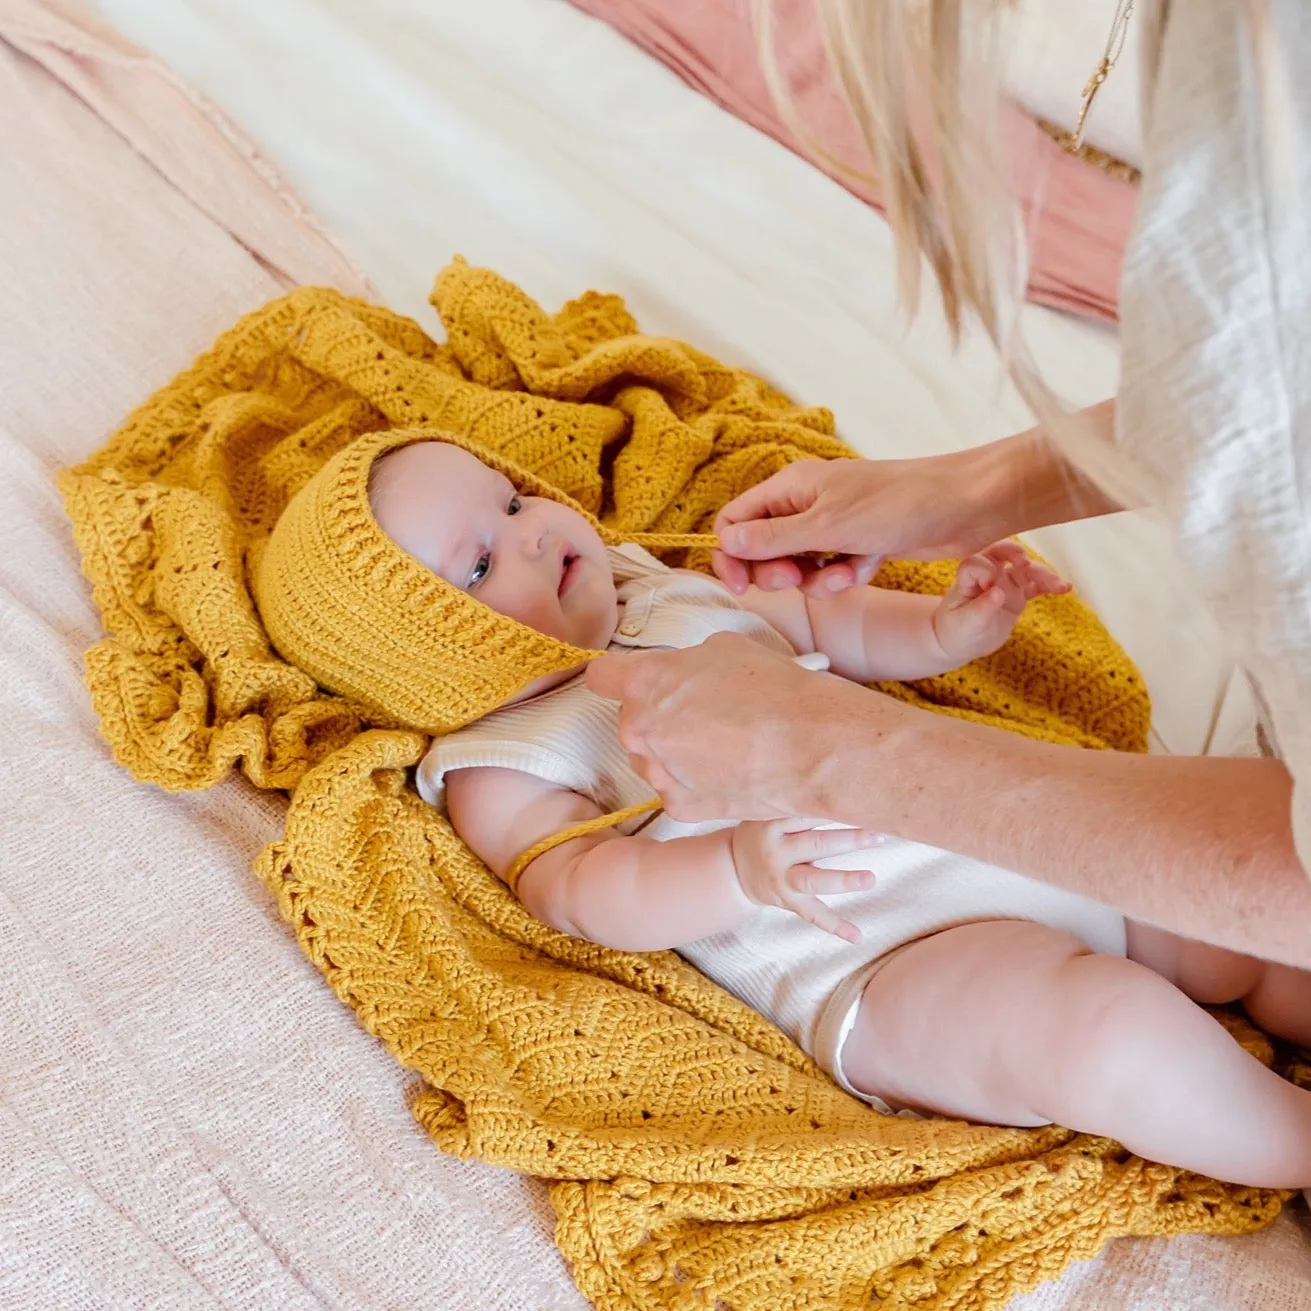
497,587,569,643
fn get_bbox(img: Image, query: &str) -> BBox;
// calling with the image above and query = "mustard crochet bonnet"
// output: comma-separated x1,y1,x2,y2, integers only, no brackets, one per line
251,427,612,735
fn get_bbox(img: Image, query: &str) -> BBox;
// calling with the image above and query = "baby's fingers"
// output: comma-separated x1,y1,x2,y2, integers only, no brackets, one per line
993,563,1026,607
950,555,998,600
1022,562,1073,597
788,863,876,895
784,892,863,943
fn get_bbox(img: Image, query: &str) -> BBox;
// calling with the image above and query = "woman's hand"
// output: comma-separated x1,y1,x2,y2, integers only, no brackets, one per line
731,819,881,943
932,542,1072,664
585,632,910,822
711,411,1124,599
711,452,1007,597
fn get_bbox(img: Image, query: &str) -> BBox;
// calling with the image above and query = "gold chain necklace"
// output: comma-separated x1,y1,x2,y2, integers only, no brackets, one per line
1071,0,1137,149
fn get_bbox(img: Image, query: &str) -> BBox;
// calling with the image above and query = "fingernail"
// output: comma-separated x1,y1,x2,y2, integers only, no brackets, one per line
721,526,743,552
826,574,845,592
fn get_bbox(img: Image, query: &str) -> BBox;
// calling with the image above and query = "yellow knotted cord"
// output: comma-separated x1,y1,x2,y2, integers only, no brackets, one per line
505,800,662,894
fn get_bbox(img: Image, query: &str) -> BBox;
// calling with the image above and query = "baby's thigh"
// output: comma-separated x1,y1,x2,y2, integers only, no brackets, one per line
840,919,1093,1125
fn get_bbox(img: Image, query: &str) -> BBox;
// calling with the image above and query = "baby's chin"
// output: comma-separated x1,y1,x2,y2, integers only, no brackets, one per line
505,662,590,706
563,575,619,649
502,613,618,707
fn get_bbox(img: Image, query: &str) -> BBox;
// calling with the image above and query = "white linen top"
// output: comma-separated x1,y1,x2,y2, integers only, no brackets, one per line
1118,0,1311,866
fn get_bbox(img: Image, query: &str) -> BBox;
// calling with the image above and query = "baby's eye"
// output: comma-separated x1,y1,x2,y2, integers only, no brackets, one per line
469,553,491,588
506,495,522,516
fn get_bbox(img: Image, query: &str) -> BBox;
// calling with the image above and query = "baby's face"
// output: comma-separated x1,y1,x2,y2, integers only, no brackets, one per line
370,441,618,652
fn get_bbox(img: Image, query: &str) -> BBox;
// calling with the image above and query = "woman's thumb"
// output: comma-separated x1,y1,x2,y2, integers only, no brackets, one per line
719,513,810,560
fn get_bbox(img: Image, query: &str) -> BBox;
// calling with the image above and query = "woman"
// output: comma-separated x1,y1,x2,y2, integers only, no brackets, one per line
587,0,1311,968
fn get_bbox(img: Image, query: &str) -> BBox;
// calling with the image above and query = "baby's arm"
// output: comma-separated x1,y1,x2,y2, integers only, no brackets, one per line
447,766,746,949
446,766,877,950
741,542,1070,682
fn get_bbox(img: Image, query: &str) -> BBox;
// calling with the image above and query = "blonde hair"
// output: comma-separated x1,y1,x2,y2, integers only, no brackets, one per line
756,0,1289,516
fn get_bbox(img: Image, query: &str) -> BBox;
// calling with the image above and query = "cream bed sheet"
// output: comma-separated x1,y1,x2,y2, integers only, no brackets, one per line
3,0,1306,1306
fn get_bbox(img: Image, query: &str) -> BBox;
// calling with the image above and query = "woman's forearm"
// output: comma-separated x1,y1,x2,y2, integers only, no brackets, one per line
810,701,1311,966
967,398,1124,538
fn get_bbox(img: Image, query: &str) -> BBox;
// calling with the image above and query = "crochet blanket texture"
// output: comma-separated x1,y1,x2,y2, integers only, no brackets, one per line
60,259,1282,1311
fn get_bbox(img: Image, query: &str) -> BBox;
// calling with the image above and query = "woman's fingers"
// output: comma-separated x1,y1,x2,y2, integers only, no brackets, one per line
713,462,824,541
847,553,886,588
709,547,751,595
713,460,890,595
711,547,808,595
796,553,884,597
751,554,883,597
719,513,819,568
753,558,805,592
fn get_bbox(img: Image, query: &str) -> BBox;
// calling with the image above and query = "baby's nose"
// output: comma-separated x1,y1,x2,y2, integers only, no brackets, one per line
518,515,549,558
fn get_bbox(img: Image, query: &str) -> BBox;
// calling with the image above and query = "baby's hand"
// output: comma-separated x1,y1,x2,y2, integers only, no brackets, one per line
730,819,881,943
932,542,1071,664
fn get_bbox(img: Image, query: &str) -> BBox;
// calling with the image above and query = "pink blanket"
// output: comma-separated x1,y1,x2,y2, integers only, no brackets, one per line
568,0,1135,322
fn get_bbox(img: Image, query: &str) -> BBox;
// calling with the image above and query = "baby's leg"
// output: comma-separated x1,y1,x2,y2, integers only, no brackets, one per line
1126,922,1311,1047
841,920,1311,1187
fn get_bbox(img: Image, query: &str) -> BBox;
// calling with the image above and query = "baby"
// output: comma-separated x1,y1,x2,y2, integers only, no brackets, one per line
274,431,1311,1189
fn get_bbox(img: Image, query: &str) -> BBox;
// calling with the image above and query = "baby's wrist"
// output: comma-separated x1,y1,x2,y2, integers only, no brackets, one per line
929,605,956,662
724,826,760,910
930,605,976,668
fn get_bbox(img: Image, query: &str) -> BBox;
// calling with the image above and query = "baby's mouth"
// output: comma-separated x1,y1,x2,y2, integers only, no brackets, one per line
558,551,581,597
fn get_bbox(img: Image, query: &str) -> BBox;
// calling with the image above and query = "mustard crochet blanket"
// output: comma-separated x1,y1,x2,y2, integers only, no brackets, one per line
61,260,1281,1311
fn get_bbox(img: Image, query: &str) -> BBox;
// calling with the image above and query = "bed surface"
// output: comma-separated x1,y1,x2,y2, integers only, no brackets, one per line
3,0,1306,1305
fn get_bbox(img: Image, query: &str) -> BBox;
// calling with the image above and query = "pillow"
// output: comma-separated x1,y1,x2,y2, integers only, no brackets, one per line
567,0,1138,322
